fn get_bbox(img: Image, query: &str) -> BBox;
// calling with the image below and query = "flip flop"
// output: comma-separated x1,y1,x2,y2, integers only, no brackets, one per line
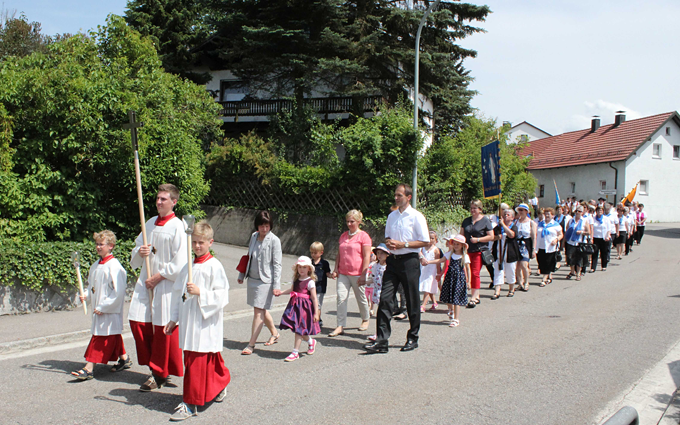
264,333,280,346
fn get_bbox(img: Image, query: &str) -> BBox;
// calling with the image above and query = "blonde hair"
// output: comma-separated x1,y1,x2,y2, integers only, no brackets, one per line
470,199,483,211
158,183,180,201
292,265,317,282
346,209,363,223
310,241,324,253
93,230,116,246
193,220,214,240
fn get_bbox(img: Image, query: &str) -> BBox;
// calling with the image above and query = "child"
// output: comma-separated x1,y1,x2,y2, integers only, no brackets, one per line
279,256,321,362
367,244,390,341
419,231,441,312
428,234,470,327
310,242,331,327
165,221,230,421
71,230,130,380
364,249,378,315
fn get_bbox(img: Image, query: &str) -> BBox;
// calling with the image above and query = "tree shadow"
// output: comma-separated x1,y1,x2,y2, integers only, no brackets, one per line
97,388,181,414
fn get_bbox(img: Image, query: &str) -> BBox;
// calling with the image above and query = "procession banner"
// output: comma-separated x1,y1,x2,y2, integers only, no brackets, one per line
481,140,501,199
623,181,638,204
553,179,560,204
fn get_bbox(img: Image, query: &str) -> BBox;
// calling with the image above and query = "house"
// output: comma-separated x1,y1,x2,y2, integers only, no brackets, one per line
520,111,680,222
504,121,551,144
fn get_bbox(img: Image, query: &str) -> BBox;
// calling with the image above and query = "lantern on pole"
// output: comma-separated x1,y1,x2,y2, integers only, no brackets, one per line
71,251,87,315
183,215,196,285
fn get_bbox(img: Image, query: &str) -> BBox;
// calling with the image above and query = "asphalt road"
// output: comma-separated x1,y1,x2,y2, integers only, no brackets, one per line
1,224,679,425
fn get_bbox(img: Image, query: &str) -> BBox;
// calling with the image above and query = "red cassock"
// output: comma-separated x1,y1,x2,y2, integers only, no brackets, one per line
183,351,231,406
84,335,126,364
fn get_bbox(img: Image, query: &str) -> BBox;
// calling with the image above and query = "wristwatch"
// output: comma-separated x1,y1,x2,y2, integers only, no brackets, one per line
404,242,409,248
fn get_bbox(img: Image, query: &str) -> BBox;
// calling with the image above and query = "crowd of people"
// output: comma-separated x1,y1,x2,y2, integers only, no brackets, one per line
68,183,649,421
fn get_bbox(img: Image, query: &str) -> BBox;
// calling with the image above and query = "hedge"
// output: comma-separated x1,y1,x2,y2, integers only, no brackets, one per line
0,239,139,293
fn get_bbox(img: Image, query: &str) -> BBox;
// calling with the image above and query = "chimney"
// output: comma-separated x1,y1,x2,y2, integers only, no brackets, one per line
614,110,626,127
591,115,600,132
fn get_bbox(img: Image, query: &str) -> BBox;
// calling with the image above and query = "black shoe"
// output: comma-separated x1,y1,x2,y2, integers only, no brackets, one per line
466,302,476,309
318,319,323,327
400,340,418,352
363,341,389,353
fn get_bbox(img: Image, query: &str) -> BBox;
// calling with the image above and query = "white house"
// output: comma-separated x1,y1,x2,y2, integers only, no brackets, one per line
505,121,551,144
520,111,680,222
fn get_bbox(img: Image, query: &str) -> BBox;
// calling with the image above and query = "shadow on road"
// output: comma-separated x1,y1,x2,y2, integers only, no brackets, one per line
644,228,680,239
100,388,181,414
22,359,150,384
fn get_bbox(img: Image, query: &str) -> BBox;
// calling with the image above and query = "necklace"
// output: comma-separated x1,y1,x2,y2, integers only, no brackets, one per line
348,229,360,236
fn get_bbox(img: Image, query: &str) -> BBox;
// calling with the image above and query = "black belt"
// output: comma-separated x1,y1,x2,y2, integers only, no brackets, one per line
391,252,419,260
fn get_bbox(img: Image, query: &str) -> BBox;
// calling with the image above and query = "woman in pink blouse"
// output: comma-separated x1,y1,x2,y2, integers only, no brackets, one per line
329,210,372,337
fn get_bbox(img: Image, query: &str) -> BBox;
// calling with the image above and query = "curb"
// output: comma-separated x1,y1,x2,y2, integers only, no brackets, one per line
0,295,338,356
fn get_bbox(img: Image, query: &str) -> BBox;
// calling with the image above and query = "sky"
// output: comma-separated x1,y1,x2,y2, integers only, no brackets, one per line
4,0,680,136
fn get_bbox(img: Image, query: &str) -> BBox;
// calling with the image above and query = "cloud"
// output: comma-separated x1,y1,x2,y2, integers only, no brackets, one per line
582,100,643,120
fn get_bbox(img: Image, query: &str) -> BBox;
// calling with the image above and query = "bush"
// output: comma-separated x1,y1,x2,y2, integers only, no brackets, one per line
0,239,138,293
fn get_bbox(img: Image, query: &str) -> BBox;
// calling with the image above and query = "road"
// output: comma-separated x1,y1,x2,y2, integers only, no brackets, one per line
1,224,679,424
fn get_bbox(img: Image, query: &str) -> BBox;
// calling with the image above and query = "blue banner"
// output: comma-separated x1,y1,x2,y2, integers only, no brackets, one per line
481,140,501,199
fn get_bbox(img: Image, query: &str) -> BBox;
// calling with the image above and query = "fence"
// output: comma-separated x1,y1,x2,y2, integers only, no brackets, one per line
217,96,384,118
204,179,370,216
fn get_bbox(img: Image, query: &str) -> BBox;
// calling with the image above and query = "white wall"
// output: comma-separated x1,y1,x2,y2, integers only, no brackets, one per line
623,119,680,222
529,161,625,208
506,122,550,144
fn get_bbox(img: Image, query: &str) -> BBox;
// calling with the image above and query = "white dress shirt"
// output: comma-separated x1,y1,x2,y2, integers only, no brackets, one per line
384,205,430,255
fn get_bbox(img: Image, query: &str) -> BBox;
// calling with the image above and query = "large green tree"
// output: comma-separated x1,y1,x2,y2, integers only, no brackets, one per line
0,11,49,59
204,0,489,132
0,15,222,242
125,0,211,84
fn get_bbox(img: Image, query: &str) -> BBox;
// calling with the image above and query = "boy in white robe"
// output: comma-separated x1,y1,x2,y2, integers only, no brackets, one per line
165,221,230,421
71,230,130,380
128,183,187,391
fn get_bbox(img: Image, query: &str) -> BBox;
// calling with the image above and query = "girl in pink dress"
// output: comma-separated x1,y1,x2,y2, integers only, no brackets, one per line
279,256,321,362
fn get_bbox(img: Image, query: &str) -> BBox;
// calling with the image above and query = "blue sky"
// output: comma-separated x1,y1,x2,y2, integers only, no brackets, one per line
4,0,680,136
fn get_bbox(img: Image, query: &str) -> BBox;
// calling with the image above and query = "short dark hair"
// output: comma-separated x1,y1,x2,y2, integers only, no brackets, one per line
158,183,180,201
254,210,273,230
396,183,413,198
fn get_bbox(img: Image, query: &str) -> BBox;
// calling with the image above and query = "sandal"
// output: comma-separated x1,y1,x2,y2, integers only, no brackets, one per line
576,275,581,281
328,328,344,337
474,299,481,305
449,319,460,327
71,369,93,380
507,291,515,297
546,278,553,284
110,357,132,372
420,306,426,313
589,269,596,273
566,273,574,280
539,281,547,287
264,333,280,346
430,303,438,310
358,321,370,332
491,294,500,300
241,345,255,355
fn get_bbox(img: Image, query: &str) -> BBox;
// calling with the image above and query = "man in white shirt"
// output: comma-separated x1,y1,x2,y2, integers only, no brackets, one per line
364,183,429,353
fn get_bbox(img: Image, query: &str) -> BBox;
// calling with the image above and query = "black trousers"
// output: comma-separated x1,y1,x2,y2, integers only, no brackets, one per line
625,232,634,254
377,253,421,343
592,238,610,269
635,226,645,244
392,283,407,315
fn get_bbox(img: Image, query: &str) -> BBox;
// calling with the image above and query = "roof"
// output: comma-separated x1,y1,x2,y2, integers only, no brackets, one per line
519,111,679,170
508,121,552,137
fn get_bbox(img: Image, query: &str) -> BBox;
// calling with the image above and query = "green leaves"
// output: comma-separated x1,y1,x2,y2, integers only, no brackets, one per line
0,15,221,242
0,239,138,292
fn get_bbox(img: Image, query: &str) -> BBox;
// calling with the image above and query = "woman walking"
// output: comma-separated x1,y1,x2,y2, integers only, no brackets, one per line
534,208,563,287
514,204,536,291
329,210,372,337
460,200,494,307
238,211,283,355
590,205,612,272
564,206,589,280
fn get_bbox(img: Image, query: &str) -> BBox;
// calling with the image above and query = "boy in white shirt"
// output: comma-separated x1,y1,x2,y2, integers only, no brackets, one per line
165,221,230,421
71,230,130,380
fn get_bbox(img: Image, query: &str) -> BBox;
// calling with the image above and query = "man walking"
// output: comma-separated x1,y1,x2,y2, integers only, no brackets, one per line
364,183,429,353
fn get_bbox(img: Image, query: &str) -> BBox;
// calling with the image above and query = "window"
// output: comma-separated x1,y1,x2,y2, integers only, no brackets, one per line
674,145,680,159
570,182,576,194
653,143,662,158
220,80,247,102
600,180,606,190
539,184,545,198
666,127,671,136
639,180,648,195
519,134,529,142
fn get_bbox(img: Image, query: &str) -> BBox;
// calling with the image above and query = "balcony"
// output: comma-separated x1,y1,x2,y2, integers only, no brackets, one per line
217,96,384,121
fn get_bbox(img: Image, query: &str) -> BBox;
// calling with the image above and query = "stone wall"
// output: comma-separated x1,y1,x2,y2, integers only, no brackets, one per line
203,206,386,260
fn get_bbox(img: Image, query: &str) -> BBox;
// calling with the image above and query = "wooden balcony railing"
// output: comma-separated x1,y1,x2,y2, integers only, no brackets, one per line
217,96,384,118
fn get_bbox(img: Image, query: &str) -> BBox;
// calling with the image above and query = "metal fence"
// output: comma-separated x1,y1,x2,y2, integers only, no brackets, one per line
204,179,370,215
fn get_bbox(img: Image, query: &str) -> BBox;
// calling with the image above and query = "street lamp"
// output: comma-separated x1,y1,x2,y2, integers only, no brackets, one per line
412,0,441,208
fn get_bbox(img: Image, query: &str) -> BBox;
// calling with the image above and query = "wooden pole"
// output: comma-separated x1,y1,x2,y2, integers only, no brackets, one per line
74,263,87,315
133,150,154,310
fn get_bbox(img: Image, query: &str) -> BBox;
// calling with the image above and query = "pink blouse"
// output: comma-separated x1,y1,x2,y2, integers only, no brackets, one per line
337,231,372,276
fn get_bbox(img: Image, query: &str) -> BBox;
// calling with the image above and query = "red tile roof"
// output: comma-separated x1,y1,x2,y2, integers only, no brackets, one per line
519,112,678,170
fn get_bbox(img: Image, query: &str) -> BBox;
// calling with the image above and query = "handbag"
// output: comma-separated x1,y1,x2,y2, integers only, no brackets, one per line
236,254,249,273
481,249,494,266
578,242,595,255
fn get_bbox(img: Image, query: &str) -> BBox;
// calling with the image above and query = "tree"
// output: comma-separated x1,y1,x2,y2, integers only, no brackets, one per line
0,10,49,59
419,115,536,207
0,15,222,242
125,0,211,84
205,0,489,133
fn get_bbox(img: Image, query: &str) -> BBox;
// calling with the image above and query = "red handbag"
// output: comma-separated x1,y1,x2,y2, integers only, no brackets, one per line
236,254,249,273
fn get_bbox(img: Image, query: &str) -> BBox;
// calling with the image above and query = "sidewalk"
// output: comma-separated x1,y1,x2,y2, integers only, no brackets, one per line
0,242,337,352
